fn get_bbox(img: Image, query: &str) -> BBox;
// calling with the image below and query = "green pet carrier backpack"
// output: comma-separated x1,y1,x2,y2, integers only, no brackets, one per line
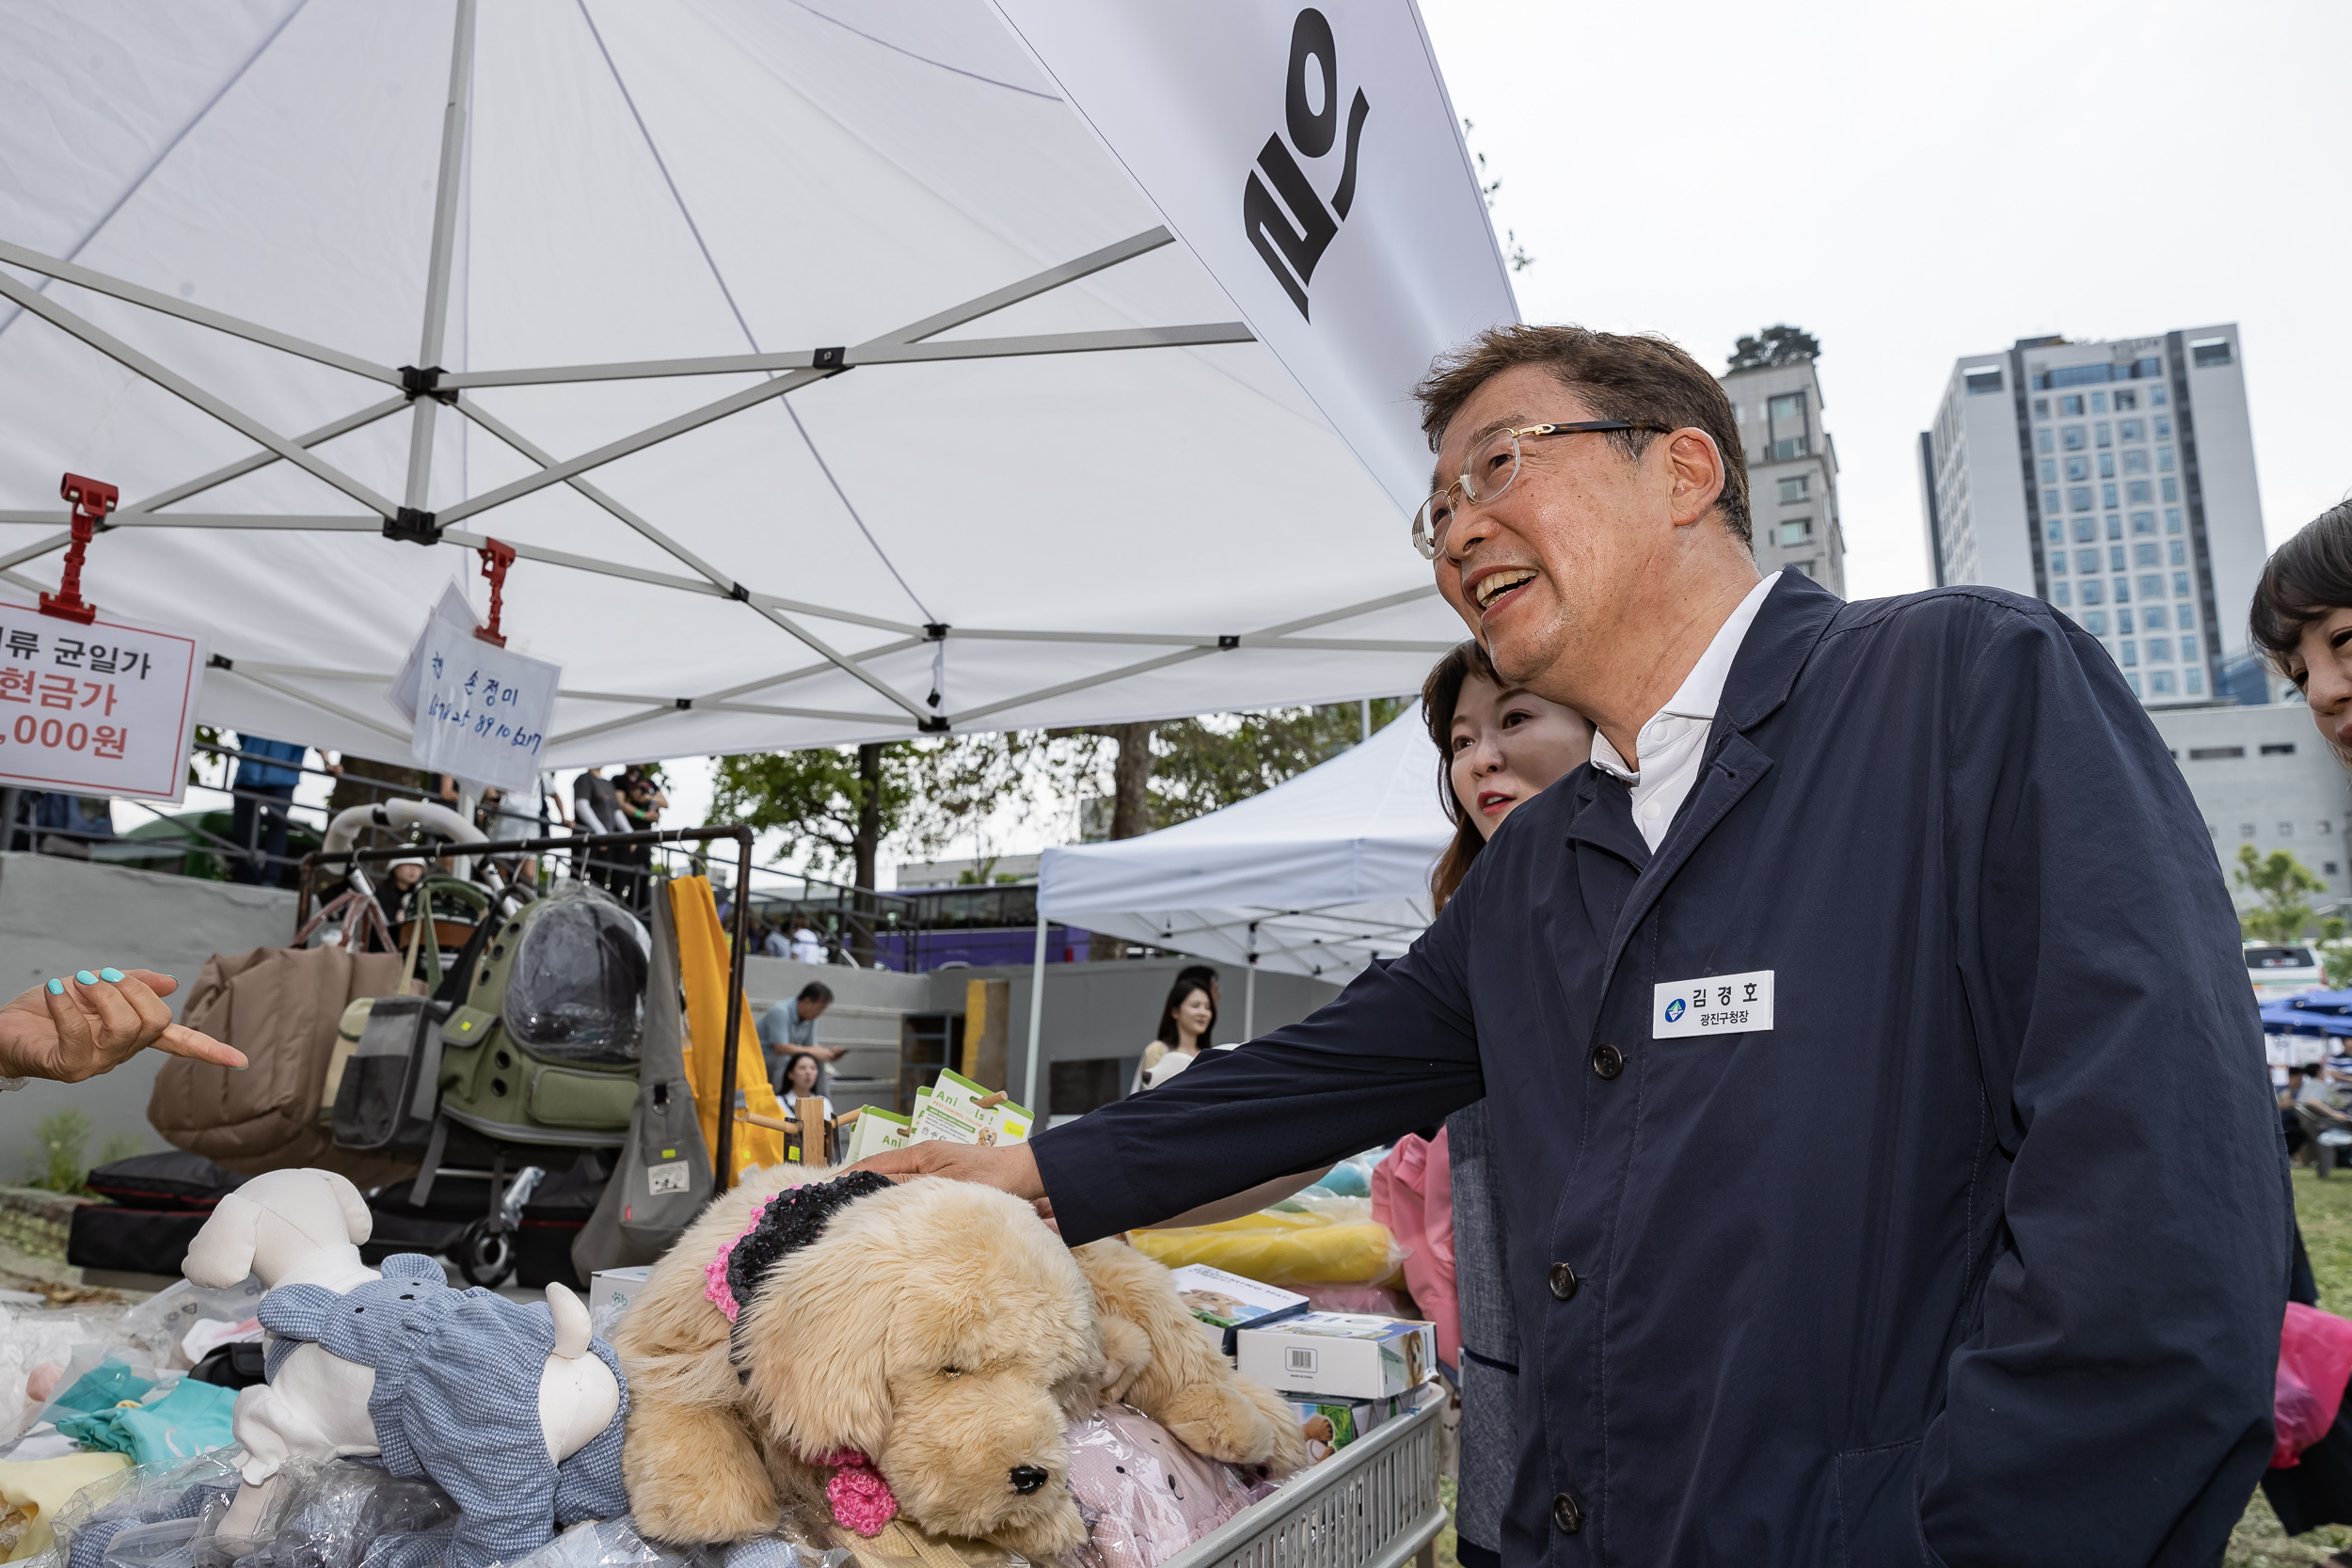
432,880,650,1146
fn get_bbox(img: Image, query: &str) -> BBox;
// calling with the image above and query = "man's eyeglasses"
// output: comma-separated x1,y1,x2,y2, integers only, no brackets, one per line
1411,421,1668,560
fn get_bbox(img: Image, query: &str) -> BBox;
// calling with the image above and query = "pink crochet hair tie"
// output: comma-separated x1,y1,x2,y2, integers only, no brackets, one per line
818,1449,898,1536
703,1195,779,1323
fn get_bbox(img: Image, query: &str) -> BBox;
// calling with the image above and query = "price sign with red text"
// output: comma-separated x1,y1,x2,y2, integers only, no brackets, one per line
0,600,203,801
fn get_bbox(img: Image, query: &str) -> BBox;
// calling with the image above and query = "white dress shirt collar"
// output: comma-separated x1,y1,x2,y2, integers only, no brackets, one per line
1589,572,1781,849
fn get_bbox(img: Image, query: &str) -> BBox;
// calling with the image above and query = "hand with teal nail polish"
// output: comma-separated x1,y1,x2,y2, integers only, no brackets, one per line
0,967,245,1084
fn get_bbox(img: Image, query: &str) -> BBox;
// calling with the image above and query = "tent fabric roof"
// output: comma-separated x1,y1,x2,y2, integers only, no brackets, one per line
1037,706,1451,978
0,0,1480,769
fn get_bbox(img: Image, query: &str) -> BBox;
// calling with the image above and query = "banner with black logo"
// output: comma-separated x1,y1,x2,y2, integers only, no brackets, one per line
987,0,1518,515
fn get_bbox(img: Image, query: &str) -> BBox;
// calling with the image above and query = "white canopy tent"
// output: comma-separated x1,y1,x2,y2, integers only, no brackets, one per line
0,0,1515,770
1026,705,1451,1103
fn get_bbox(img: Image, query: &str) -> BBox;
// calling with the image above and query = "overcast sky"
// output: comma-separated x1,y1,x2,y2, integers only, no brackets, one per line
1418,0,2352,599
489,3,2352,875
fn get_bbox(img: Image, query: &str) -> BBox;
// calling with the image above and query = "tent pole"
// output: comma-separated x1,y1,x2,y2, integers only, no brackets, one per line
1023,912,1048,1117
403,0,477,514
1360,698,1371,743
1245,922,1259,1039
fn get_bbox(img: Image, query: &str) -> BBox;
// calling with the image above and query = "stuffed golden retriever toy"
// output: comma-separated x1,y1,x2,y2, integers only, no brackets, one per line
616,1166,1306,1558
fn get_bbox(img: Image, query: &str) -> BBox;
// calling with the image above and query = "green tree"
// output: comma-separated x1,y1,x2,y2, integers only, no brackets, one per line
1148,700,1416,827
1726,325,1821,372
714,702,1418,959
2234,843,2328,942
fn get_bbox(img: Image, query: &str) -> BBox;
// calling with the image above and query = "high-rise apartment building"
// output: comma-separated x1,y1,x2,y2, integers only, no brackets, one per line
1722,352,1844,596
1917,325,2265,705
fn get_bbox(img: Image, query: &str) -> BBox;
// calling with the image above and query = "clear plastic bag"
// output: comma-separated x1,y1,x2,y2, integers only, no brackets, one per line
118,1281,271,1371
1062,1405,1256,1568
0,1305,133,1442
504,882,649,1063
229,1458,461,1568
1301,1152,1384,1200
491,1514,853,1568
25,1448,241,1568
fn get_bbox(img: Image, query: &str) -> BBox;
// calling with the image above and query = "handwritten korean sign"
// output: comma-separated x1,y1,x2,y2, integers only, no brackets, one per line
407,620,559,796
0,600,203,802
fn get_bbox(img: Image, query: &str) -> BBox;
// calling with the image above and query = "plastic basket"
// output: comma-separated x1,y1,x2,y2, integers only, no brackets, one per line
1160,1386,1447,1568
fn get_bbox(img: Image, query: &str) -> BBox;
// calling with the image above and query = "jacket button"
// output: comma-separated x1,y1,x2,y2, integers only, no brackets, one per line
1548,1263,1580,1302
1552,1492,1585,1535
1591,1043,1625,1080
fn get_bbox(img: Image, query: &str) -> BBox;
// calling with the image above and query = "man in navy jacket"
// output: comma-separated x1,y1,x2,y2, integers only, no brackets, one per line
863,327,2287,1562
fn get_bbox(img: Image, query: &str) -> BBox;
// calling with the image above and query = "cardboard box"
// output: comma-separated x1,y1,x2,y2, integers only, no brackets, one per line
991,1100,1034,1144
1236,1313,1437,1400
909,1069,1033,1147
840,1106,914,1164
1168,1264,1306,1330
1284,1394,1406,1461
589,1265,653,1318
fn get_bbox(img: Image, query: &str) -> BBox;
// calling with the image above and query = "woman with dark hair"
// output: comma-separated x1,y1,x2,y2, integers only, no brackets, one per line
1421,640,1596,910
1133,977,1216,1093
2252,499,2352,758
2247,498,2352,1539
1422,638,1590,1568
778,1052,833,1124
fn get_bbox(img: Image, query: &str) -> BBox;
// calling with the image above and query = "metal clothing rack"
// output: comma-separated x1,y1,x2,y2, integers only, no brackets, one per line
299,821,755,1197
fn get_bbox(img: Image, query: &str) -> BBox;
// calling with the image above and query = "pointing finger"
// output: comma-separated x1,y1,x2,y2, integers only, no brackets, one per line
149,1023,246,1070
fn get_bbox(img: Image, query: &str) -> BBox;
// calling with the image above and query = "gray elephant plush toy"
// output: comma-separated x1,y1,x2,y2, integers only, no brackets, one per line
256,1253,629,1568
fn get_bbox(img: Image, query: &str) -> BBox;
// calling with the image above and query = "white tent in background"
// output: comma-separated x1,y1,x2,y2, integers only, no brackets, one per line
0,0,1515,768
1026,704,1451,1104
1036,705,1452,1083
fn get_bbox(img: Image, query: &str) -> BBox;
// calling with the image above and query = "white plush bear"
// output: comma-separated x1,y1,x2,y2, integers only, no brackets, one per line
183,1169,621,1547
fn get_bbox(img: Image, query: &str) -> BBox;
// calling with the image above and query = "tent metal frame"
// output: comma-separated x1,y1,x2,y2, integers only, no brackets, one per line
0,1,1444,755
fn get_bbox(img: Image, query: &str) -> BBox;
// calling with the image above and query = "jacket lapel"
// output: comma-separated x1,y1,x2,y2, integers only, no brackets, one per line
1590,571,1843,998
1562,768,1651,871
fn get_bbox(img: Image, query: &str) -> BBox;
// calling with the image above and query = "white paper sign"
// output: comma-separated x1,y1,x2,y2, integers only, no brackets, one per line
986,0,1518,514
407,622,558,797
1653,970,1774,1039
0,599,202,802
388,580,480,725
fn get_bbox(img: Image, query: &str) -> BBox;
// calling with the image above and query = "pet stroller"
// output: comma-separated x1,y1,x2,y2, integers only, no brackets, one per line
300,820,757,1286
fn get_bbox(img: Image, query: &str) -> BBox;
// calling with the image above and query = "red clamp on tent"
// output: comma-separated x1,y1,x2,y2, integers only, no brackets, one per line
474,537,516,647
40,472,116,625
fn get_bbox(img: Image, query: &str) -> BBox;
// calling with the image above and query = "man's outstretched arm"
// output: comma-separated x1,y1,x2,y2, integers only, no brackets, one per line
854,909,1483,1240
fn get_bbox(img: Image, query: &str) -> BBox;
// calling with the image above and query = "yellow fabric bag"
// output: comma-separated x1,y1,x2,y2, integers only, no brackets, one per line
1128,1206,1402,1286
667,876,786,1183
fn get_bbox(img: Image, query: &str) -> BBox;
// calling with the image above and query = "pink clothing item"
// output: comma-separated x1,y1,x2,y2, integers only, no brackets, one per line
2274,1302,2352,1468
1371,1131,1457,1367
818,1449,899,1535
1063,1404,1255,1568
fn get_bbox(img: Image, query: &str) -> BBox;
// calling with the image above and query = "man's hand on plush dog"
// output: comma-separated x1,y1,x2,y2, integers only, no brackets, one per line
848,1140,1044,1201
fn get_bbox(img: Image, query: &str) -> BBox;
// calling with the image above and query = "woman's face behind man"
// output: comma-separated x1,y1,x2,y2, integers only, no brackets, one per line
1448,675,1593,842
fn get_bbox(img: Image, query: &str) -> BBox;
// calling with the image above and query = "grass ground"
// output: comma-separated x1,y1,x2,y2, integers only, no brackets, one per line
2230,1168,2352,1567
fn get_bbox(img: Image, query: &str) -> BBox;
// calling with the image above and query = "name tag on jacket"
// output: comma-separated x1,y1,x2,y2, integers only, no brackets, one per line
1654,971,1774,1037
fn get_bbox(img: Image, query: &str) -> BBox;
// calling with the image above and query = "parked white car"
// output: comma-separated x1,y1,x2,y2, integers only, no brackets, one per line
2248,942,2328,1000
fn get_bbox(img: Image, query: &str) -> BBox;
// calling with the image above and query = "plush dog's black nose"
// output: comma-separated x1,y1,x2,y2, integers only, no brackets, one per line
1009,1465,1049,1495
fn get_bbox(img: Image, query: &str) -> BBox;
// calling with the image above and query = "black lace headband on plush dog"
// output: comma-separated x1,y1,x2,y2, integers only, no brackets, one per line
705,1171,895,1372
